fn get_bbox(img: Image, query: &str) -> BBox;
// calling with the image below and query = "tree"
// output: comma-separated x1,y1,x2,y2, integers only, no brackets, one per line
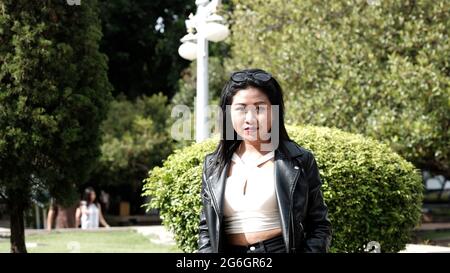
0,0,112,252
89,93,173,214
98,0,196,99
227,0,450,176
171,56,228,108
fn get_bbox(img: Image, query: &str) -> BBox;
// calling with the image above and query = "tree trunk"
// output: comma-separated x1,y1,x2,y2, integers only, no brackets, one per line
9,200,27,253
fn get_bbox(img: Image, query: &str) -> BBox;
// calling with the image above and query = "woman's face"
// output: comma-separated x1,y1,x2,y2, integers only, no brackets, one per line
89,191,96,202
230,87,272,143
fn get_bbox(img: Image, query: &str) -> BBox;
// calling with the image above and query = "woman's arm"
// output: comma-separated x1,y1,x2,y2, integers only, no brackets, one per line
75,207,81,228
46,207,55,231
98,204,110,228
302,153,332,253
198,204,212,252
198,157,212,253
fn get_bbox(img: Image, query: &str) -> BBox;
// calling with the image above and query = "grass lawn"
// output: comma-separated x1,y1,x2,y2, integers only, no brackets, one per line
0,229,181,253
419,230,450,241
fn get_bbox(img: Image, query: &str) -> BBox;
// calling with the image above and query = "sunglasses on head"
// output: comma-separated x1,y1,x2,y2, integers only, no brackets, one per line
230,71,272,83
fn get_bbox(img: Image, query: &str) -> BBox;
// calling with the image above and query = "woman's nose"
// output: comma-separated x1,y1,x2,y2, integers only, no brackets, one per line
245,109,257,123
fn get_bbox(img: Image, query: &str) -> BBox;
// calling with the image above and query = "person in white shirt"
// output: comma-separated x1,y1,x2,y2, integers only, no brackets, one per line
75,187,110,229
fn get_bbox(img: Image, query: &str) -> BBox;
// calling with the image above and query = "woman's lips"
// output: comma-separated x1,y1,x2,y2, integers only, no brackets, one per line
244,127,258,131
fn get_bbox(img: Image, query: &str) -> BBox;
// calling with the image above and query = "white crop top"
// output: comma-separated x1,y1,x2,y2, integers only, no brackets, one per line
81,203,99,229
223,151,281,234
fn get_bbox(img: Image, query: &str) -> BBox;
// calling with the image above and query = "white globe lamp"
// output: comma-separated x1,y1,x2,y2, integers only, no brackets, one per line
205,22,229,42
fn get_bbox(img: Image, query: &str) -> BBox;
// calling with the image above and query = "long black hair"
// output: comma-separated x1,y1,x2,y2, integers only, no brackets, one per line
83,186,97,206
213,68,292,175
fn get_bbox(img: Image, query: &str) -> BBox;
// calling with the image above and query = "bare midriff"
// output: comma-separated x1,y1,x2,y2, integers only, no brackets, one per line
226,228,282,246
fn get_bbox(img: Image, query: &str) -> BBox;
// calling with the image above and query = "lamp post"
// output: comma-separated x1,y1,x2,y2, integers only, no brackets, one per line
178,0,229,143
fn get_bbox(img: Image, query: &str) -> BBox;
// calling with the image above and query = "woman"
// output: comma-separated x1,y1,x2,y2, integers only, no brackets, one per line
75,187,110,229
198,68,332,253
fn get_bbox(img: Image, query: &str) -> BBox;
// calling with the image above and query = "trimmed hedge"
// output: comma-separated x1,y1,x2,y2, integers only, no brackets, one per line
143,125,423,252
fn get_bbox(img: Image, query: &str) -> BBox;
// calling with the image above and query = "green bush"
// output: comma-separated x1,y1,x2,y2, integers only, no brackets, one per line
142,125,423,253
226,0,450,177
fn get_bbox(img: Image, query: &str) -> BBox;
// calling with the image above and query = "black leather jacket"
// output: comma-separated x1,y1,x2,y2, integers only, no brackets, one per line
198,140,332,253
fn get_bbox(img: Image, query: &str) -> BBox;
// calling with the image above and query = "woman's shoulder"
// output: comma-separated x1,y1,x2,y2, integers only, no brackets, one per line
202,150,222,179
203,150,218,165
282,140,314,158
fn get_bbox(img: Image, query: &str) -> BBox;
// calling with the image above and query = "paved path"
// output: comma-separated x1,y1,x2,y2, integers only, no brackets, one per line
399,244,450,253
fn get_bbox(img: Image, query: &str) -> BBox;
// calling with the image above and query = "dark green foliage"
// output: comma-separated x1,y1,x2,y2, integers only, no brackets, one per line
98,0,196,99
0,0,112,251
143,125,423,253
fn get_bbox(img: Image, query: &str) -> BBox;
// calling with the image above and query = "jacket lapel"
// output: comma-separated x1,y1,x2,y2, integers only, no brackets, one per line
207,161,228,219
